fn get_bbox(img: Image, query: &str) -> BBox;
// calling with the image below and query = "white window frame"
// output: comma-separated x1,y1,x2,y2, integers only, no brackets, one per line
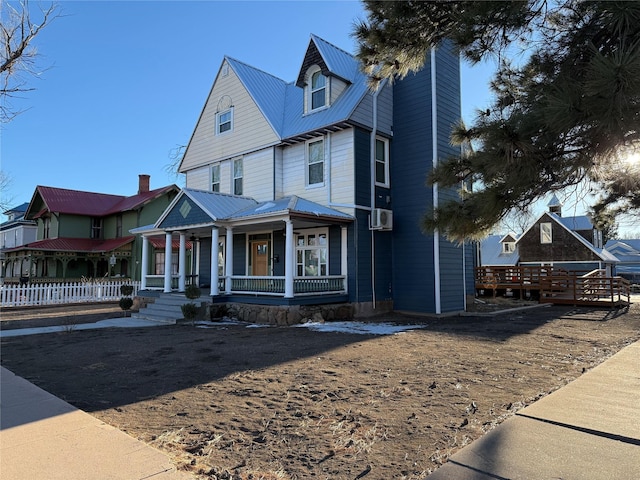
502,242,515,253
211,164,221,192
307,66,328,112
540,222,553,244
306,138,325,187
216,107,233,135
374,136,390,187
295,228,328,277
233,158,243,195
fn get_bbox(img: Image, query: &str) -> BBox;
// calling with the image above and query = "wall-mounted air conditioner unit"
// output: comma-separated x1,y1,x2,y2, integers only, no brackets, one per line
371,208,393,231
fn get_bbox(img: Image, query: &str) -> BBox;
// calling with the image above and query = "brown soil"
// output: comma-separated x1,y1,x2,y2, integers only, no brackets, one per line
1,302,639,479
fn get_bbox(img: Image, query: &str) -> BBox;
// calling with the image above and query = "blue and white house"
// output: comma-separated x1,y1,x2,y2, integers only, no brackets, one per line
138,35,471,315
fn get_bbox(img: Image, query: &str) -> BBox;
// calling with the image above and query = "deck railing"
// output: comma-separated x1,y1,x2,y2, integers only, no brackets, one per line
1,280,141,308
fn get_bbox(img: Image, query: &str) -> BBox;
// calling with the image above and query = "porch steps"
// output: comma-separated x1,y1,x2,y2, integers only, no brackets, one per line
132,293,204,324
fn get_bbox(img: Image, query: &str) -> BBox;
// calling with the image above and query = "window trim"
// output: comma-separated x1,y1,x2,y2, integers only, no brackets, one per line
295,227,328,277
306,138,325,187
374,136,390,187
540,222,553,244
307,66,328,113
216,107,233,135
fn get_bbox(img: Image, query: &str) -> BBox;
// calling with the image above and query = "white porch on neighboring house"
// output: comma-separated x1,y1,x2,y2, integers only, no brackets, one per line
134,190,353,301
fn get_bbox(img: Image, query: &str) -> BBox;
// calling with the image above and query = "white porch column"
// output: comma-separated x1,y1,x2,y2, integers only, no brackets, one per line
163,232,172,293
225,227,233,294
285,220,294,298
210,227,219,296
178,232,186,292
140,235,149,290
341,226,348,294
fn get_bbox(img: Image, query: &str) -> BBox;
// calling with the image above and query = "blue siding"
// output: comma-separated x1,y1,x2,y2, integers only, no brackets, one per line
272,229,285,277
354,128,371,207
233,233,246,275
159,196,211,229
390,46,464,313
199,238,212,288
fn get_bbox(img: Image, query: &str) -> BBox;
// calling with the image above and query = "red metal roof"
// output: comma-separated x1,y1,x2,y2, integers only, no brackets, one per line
148,235,193,250
6,236,135,253
29,185,178,218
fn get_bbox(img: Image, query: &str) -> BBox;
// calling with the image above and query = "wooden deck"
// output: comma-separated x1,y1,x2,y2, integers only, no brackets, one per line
475,266,631,307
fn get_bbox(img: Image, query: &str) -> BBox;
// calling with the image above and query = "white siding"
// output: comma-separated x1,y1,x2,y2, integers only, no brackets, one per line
281,129,355,209
330,77,348,104
180,59,280,173
242,147,274,201
185,165,211,191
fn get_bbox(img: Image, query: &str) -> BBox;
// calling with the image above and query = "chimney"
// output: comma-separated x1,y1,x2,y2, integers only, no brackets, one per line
138,174,150,194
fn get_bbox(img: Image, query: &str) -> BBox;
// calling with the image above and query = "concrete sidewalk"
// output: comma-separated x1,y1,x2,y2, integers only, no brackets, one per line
427,341,640,480
0,367,192,479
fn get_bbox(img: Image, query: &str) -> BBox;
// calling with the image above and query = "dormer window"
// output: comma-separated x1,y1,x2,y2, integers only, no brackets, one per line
502,242,515,254
311,70,326,110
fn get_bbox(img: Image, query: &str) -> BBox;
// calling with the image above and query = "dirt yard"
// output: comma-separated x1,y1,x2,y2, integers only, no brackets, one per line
1,301,639,479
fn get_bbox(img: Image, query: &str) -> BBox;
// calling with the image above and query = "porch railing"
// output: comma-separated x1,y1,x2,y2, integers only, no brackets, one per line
143,275,346,297
1,280,141,308
230,275,346,296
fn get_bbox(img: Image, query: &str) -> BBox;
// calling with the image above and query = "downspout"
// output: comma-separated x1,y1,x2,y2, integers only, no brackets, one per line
431,49,442,315
370,80,384,310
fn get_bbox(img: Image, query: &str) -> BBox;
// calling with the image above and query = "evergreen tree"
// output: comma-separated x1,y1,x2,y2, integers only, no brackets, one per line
354,1,640,241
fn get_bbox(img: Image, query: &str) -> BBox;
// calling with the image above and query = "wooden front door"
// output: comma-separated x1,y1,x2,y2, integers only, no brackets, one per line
250,240,270,276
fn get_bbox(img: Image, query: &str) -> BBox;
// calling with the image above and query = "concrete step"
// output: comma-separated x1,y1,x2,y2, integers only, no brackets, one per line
133,293,204,324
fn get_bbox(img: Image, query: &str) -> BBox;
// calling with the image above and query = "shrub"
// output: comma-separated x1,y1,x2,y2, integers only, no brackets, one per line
181,302,198,325
119,297,134,316
185,284,201,299
120,284,134,296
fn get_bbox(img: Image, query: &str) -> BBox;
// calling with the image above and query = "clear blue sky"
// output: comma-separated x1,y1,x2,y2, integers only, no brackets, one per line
1,1,495,206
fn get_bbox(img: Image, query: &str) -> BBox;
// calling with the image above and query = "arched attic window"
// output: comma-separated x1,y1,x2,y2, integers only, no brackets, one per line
307,66,327,112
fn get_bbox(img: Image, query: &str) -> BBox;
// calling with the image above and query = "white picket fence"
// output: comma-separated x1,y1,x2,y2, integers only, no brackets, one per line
0,281,141,308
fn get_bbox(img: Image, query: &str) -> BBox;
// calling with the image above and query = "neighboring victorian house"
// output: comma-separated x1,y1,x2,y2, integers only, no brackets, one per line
516,195,618,274
1,203,38,278
2,175,179,282
137,34,472,315
605,239,640,283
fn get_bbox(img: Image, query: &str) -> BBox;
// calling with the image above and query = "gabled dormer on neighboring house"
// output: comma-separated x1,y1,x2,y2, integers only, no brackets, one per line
479,234,520,267
145,34,469,316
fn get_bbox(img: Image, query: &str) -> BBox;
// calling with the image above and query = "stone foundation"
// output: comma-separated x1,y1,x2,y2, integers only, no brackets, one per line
206,303,355,326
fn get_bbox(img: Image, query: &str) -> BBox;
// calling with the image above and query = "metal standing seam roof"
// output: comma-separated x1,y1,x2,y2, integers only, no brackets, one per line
182,189,258,221
228,35,371,142
229,195,354,221
480,235,520,266
4,236,135,253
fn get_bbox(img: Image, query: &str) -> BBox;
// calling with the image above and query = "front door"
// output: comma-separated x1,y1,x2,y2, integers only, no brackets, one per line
250,240,270,276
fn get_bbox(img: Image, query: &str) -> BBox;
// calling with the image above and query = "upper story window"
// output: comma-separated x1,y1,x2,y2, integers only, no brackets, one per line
311,70,326,110
43,217,50,239
307,139,324,186
540,222,552,244
91,217,103,239
375,137,390,186
233,158,243,195
116,214,123,238
211,164,220,192
216,108,233,135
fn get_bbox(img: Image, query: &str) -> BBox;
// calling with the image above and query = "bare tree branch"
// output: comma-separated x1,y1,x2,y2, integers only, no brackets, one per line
0,0,60,122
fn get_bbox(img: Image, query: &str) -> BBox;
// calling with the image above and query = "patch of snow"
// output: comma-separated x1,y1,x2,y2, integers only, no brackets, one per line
0,318,166,338
294,321,426,335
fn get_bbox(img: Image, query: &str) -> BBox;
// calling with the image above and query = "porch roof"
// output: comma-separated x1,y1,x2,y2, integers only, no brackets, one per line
230,196,354,223
4,236,135,254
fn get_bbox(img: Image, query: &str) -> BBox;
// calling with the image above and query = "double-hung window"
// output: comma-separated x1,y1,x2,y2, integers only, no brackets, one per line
310,70,326,110
307,139,324,186
375,137,390,186
216,108,233,135
211,164,220,192
233,158,243,195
